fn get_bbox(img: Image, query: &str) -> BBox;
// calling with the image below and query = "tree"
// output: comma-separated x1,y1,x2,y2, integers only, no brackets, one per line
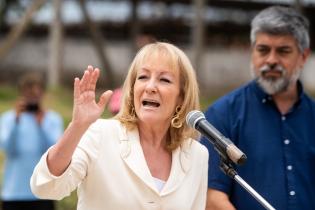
0,0,45,59
48,0,64,87
78,0,115,88
192,0,205,89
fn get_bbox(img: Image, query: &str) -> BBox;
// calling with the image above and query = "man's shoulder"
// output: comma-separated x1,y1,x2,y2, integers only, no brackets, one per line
302,94,315,112
303,93,315,104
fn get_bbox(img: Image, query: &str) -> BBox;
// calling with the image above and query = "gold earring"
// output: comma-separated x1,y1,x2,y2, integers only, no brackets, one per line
171,105,182,128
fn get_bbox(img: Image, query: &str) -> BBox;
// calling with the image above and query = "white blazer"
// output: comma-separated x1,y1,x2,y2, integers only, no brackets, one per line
31,119,209,210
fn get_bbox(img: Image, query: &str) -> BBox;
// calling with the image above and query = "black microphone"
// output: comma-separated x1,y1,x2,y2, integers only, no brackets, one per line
186,110,247,165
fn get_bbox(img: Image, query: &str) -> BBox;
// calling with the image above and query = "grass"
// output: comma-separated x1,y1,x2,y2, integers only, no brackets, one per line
0,84,215,210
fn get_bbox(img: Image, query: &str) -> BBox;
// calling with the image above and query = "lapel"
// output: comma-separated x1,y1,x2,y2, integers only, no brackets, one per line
119,126,157,193
118,123,192,195
161,140,192,195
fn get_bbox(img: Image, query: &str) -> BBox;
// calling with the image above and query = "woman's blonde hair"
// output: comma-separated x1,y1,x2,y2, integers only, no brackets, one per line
116,42,200,151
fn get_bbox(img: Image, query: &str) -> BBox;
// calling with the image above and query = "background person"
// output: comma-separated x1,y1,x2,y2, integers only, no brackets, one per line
0,73,63,210
201,6,315,210
31,42,209,210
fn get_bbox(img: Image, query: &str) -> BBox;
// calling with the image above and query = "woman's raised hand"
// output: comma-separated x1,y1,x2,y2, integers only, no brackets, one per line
72,66,113,127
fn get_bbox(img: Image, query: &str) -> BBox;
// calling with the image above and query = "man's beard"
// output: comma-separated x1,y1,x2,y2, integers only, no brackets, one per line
250,63,300,95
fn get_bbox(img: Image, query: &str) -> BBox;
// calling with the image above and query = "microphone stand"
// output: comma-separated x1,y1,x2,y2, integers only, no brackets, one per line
219,157,276,210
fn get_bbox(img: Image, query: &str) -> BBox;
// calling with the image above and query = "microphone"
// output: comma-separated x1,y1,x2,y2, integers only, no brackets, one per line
186,110,247,165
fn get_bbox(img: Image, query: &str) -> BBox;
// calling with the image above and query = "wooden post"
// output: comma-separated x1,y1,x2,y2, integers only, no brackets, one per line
192,0,205,87
48,0,63,87
130,0,140,52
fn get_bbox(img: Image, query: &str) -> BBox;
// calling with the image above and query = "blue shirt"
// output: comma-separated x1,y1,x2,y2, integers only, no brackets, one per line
0,110,63,201
201,80,315,210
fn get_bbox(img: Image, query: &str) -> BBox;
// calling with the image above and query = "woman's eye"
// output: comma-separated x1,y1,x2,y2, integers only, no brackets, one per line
138,75,147,80
161,78,171,83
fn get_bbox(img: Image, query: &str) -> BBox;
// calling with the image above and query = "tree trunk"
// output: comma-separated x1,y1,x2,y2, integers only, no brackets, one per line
192,0,205,88
0,0,9,27
130,0,140,53
78,0,115,88
0,0,45,59
48,0,63,87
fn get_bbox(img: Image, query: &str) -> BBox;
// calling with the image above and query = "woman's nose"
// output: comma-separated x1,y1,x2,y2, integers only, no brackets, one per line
145,79,157,93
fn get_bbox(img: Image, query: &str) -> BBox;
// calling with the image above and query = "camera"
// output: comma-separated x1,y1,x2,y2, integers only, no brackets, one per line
25,102,39,112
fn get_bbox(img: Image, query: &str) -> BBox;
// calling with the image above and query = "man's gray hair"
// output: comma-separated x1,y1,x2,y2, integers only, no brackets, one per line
250,6,310,52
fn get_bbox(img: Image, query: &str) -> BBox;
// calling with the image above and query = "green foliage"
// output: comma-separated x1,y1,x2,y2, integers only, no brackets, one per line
0,85,17,100
0,86,18,114
200,95,216,111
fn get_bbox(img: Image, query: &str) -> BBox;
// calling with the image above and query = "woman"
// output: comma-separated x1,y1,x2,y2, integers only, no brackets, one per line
30,42,208,210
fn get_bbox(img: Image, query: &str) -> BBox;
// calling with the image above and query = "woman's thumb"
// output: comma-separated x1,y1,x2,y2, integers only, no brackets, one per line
98,90,113,110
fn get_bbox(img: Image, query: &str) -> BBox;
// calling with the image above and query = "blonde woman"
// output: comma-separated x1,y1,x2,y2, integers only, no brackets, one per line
31,42,208,210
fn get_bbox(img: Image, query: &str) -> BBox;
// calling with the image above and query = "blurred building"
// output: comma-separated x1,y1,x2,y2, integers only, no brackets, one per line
0,0,314,95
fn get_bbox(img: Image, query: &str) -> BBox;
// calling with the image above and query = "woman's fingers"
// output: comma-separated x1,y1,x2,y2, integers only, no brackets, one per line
80,70,89,93
98,90,113,111
75,65,103,107
89,68,100,91
79,65,100,93
86,65,94,90
73,77,81,101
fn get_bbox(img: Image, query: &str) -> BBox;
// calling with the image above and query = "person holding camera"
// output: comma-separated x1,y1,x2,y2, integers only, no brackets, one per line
0,73,63,210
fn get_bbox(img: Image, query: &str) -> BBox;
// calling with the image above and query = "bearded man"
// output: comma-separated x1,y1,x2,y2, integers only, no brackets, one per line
201,6,315,210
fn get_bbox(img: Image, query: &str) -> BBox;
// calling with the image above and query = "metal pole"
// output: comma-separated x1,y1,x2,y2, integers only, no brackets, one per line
234,175,276,210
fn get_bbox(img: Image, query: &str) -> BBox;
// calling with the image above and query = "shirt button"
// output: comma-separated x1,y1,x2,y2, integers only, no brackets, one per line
262,98,267,103
289,191,295,196
281,116,286,121
287,165,293,170
284,139,290,145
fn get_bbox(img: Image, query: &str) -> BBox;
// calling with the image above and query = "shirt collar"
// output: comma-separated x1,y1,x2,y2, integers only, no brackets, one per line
251,79,305,107
251,80,271,104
